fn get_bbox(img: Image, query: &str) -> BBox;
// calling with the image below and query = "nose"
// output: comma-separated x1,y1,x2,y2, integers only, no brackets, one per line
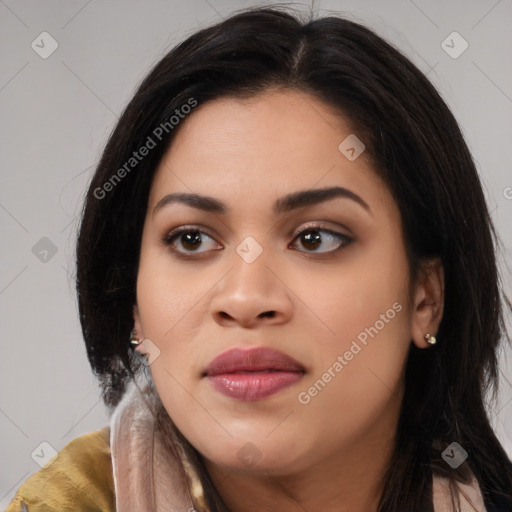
209,252,293,329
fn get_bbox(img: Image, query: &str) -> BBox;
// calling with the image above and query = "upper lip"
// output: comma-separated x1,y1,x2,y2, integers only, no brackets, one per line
204,347,305,376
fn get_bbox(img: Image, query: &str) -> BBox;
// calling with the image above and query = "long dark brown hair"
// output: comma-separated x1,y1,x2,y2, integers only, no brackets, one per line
76,7,512,511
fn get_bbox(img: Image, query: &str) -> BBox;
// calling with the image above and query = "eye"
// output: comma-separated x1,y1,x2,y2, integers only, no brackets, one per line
162,225,352,257
290,227,353,254
162,227,222,255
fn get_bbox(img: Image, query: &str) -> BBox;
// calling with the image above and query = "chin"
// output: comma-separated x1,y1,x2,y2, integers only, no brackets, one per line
197,435,307,476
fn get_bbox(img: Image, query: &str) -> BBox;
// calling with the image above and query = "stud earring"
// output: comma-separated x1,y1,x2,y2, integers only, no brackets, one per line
129,329,143,347
425,333,437,345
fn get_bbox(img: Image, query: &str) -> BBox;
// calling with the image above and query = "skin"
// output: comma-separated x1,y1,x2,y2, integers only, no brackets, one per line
133,88,444,512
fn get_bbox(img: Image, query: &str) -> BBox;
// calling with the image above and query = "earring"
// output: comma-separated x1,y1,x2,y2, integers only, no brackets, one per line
425,333,437,345
130,329,142,347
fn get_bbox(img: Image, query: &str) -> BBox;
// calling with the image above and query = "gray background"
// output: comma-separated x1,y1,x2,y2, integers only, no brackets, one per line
1,0,511,507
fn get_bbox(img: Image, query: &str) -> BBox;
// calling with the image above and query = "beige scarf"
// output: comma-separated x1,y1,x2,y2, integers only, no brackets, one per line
110,376,487,512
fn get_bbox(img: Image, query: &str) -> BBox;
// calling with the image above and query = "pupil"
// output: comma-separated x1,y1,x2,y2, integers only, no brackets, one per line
303,231,321,250
182,231,202,250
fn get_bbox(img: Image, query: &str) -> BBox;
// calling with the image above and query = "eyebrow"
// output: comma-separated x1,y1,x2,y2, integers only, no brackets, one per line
152,186,371,217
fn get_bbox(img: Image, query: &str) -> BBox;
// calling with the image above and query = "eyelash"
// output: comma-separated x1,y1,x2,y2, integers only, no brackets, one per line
161,224,354,259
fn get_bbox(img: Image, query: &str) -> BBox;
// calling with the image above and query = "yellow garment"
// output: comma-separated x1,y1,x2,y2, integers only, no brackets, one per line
6,427,114,512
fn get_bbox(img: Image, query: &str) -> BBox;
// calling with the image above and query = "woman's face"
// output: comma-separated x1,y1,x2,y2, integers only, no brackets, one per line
134,89,440,476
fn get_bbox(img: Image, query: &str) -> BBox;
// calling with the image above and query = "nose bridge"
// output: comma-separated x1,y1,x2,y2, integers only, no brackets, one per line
209,239,293,325
225,241,276,299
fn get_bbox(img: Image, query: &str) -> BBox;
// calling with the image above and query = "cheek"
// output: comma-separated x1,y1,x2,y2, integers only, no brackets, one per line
136,243,209,340
288,241,410,351
135,244,222,417
291,241,412,421
298,284,411,410
291,298,412,463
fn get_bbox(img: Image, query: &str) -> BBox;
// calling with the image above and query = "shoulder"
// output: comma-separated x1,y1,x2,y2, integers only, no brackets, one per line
434,464,512,512
6,427,115,512
482,460,512,512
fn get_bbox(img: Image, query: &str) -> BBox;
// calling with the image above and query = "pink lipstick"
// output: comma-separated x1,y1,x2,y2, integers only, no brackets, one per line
204,347,305,401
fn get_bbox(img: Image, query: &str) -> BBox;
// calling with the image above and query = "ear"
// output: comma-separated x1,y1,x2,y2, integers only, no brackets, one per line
132,305,145,352
410,258,444,349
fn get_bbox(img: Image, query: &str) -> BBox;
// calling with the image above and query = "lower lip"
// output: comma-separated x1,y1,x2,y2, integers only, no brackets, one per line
207,371,303,401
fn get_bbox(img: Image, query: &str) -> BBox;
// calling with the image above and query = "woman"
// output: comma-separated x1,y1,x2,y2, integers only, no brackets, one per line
7,6,512,512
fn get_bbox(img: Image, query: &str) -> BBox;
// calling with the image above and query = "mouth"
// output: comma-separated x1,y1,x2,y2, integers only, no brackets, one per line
203,346,305,401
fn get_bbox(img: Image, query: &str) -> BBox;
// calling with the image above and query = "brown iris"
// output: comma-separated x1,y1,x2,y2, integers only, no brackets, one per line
181,231,203,251
301,231,322,251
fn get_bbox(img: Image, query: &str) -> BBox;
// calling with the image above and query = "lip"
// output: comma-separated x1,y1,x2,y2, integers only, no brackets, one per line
204,347,305,401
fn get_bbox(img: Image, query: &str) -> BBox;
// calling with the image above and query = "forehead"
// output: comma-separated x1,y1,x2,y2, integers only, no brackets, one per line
148,89,390,213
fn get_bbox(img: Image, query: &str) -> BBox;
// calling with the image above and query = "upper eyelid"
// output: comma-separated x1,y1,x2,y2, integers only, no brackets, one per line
163,224,216,240
290,221,351,238
164,223,348,239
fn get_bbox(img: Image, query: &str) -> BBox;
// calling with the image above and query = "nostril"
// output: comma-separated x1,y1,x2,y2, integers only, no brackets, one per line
259,311,276,318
